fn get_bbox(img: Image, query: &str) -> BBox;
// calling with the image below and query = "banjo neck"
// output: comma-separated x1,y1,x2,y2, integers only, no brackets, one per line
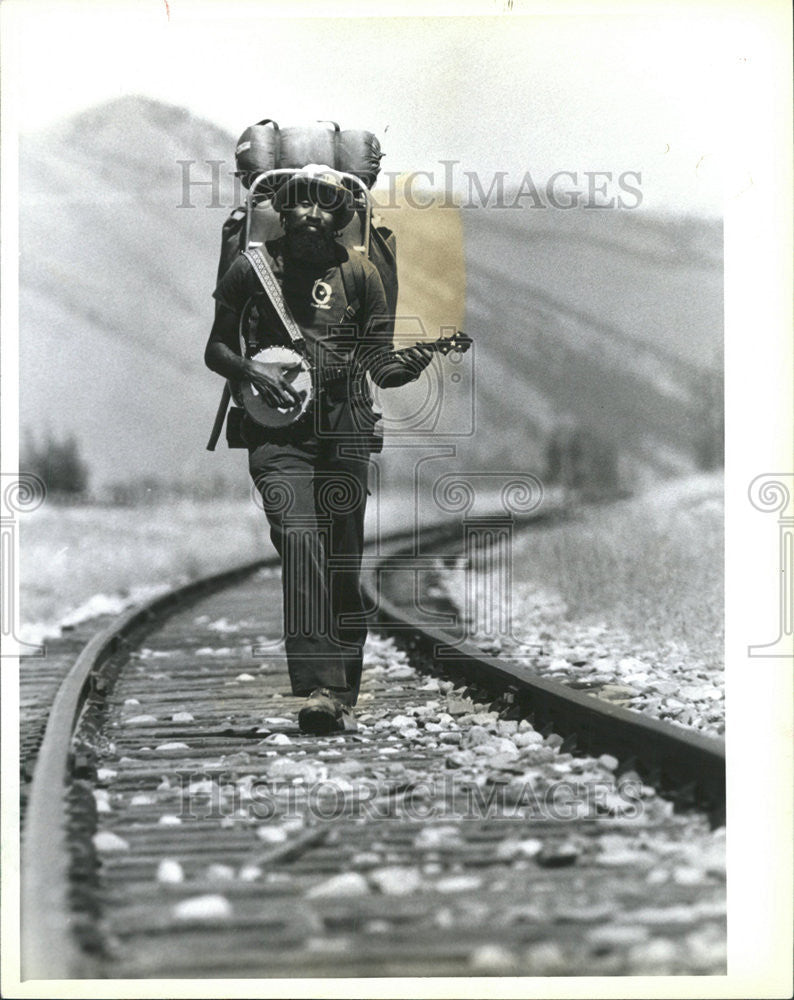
314,330,471,384
315,330,471,383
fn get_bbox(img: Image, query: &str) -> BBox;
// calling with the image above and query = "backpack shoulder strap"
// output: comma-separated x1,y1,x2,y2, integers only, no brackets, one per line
339,252,367,323
216,205,248,283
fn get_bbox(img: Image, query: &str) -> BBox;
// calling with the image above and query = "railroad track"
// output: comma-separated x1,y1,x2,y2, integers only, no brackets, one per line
21,509,726,980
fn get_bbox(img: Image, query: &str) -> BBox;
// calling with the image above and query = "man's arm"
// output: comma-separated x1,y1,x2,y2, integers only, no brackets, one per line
204,301,251,381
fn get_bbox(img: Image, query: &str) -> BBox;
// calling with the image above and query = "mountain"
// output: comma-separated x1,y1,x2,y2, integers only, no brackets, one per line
19,96,244,489
18,95,722,494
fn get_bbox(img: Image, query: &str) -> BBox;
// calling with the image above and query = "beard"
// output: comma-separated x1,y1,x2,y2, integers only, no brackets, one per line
284,223,337,264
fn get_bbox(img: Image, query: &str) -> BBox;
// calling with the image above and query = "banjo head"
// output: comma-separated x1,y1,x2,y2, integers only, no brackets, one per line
241,346,313,428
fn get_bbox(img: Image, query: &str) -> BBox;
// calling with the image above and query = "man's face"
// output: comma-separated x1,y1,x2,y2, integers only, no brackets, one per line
282,185,338,262
288,195,336,234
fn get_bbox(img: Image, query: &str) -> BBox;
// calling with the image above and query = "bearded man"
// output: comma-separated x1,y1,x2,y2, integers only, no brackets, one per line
205,165,433,734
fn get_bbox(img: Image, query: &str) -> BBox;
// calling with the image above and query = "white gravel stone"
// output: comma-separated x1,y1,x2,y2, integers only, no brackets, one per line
206,863,235,881
513,731,544,748
369,866,423,895
496,838,543,860
390,714,418,729
434,874,483,893
171,712,194,723
173,895,232,921
631,906,697,924
261,733,292,745
158,815,182,826
490,736,520,754
256,826,288,845
464,725,491,746
364,919,391,934
206,616,240,632
469,944,518,971
598,753,619,771
422,862,443,876
588,925,650,947
156,742,190,752
628,938,679,968
186,779,216,795
524,941,566,973
414,826,463,849
686,926,727,968
672,865,704,886
386,665,415,681
123,714,157,725
156,859,184,883
130,793,155,806
469,711,499,727
351,851,381,866
92,831,129,852
307,872,370,898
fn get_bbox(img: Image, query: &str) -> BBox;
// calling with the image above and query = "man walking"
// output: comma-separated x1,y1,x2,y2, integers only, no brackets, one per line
205,165,432,734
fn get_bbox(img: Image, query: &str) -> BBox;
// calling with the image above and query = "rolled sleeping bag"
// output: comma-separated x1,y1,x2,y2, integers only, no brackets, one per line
235,120,385,190
235,119,280,190
279,124,339,172
339,130,383,188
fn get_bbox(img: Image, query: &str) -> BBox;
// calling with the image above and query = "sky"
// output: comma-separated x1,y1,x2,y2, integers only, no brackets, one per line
2,0,769,215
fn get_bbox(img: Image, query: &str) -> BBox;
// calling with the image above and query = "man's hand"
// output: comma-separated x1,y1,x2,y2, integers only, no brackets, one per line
245,359,306,409
399,343,435,379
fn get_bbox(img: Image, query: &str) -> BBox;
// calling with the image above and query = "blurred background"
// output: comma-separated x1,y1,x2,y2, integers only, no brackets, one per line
9,5,725,640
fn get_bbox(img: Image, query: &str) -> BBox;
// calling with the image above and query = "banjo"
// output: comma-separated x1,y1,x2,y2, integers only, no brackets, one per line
234,327,472,429
232,246,472,429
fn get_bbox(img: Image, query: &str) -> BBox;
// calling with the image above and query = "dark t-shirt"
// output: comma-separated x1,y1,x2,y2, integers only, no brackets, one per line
213,238,392,369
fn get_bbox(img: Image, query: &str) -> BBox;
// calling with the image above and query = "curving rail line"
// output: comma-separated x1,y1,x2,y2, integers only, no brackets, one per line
21,509,725,980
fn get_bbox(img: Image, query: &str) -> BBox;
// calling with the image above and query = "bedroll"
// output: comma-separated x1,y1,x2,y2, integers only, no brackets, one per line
235,119,384,190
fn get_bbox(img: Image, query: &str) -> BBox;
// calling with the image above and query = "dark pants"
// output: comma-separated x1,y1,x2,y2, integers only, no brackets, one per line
248,407,371,706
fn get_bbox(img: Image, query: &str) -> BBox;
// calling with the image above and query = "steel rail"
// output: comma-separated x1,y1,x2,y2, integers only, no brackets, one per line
19,518,457,980
21,555,281,980
362,532,726,821
21,509,725,980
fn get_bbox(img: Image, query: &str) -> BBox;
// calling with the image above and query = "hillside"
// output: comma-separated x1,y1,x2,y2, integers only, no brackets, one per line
18,95,722,492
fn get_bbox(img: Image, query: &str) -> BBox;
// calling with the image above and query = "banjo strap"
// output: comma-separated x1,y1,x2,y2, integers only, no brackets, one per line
242,247,305,348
